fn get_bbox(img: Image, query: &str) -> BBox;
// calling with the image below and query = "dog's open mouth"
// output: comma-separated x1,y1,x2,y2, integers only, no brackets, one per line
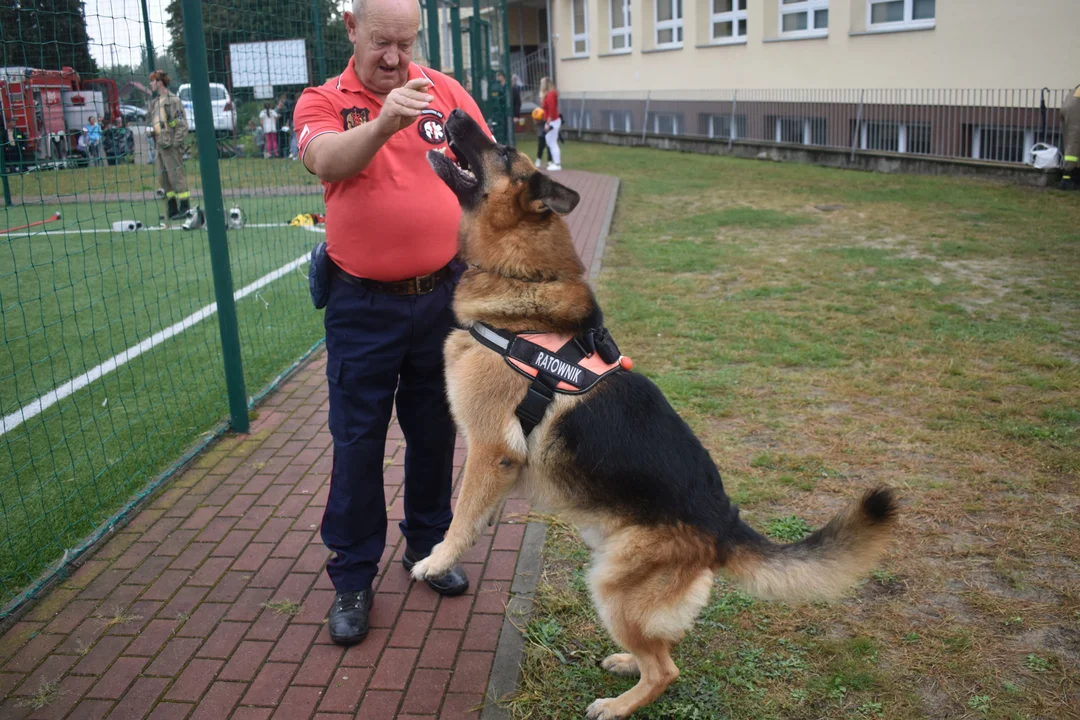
427,142,477,204
427,109,490,207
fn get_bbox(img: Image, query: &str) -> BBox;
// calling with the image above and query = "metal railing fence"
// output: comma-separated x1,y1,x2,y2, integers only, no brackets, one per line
560,87,1071,166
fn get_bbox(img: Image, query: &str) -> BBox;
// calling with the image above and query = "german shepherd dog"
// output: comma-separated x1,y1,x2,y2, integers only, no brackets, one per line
417,109,898,719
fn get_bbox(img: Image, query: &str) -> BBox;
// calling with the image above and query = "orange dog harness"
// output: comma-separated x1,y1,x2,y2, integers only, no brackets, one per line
469,322,631,435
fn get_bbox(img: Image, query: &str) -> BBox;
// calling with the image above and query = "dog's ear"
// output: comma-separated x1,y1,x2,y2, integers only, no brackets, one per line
526,172,580,215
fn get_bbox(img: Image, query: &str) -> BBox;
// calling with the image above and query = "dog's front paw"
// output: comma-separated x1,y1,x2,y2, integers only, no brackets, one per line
410,544,455,581
586,698,625,720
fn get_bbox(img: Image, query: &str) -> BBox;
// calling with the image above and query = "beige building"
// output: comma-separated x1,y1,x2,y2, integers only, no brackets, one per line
545,0,1079,92
487,0,1077,164
426,0,1078,164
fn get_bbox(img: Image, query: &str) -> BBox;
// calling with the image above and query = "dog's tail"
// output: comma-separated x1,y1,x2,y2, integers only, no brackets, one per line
718,487,898,602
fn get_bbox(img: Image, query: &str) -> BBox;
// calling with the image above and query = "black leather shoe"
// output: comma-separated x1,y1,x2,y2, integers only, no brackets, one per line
402,547,470,597
328,588,374,646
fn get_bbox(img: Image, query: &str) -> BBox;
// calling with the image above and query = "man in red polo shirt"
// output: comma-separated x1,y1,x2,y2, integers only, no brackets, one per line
294,0,487,647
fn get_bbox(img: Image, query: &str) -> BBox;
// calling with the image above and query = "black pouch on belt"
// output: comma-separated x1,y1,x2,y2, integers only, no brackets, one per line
308,241,333,309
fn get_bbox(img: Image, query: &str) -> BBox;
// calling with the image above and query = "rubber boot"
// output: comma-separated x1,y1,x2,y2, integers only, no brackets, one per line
166,197,180,219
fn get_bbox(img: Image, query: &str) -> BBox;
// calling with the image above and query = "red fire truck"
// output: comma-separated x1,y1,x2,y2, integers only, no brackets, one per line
0,66,121,169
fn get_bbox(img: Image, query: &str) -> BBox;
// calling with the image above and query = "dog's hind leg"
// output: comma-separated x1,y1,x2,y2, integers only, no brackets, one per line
410,442,523,580
585,530,715,719
600,653,639,676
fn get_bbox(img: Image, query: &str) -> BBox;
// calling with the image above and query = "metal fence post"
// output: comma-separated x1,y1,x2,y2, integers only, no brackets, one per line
850,88,865,163
312,0,328,85
0,111,12,207
501,0,515,146
450,1,464,84
426,0,442,71
729,89,738,151
181,0,250,433
641,91,651,144
140,0,156,72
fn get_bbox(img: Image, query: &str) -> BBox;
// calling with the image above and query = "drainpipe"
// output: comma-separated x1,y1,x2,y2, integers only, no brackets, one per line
545,0,555,86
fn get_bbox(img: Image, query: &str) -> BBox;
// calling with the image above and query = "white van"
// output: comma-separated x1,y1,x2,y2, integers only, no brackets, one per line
176,82,237,137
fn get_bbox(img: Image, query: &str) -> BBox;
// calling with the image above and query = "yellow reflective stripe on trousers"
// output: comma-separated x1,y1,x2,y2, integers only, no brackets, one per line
1065,155,1079,162
176,192,191,199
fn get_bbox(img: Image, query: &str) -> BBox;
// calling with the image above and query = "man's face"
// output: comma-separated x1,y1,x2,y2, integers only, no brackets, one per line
346,0,419,96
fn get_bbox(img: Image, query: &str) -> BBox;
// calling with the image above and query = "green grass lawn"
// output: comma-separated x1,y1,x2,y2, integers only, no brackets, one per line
0,194,325,605
510,143,1080,719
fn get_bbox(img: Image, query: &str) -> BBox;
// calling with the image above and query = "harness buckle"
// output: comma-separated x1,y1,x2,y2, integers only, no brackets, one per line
515,378,556,435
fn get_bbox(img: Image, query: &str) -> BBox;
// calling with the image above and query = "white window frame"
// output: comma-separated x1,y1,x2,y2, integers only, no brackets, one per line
773,117,824,145
779,0,828,38
867,0,935,30
859,121,931,154
569,109,592,130
971,126,1034,164
709,0,747,44
654,0,683,49
608,0,631,52
605,110,632,132
707,114,743,140
571,0,590,56
652,112,680,135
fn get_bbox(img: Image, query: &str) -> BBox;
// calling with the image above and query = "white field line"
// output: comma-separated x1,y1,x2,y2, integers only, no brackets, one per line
1,236,320,437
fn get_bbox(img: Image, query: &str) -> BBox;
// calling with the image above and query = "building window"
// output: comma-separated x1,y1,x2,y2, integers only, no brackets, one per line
572,0,589,55
710,0,747,43
609,0,631,51
604,110,633,132
768,116,827,145
655,0,683,47
704,114,747,139
868,0,934,29
567,109,592,130
652,112,682,135
780,0,828,36
856,121,931,154
970,126,1032,164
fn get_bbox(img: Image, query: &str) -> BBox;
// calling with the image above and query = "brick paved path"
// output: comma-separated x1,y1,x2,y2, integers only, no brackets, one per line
0,170,619,720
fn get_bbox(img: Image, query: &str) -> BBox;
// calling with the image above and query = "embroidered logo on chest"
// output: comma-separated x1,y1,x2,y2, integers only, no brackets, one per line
341,107,369,130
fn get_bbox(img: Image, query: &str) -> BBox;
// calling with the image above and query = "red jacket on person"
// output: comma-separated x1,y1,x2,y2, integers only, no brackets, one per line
542,90,560,123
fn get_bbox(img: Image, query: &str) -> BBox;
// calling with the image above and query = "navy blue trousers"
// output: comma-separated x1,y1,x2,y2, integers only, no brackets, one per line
322,268,460,593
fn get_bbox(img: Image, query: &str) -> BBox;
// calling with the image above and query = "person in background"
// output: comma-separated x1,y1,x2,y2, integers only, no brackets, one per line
276,95,291,158
260,102,279,158
510,72,523,119
539,76,561,171
84,115,103,166
148,70,191,219
532,106,549,168
287,92,299,158
1059,84,1080,190
490,71,508,141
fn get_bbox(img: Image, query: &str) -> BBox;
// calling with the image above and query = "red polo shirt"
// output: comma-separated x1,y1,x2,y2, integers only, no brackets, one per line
294,58,487,281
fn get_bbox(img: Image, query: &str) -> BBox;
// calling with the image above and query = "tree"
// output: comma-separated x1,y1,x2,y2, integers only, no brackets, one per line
0,0,98,75
164,0,349,89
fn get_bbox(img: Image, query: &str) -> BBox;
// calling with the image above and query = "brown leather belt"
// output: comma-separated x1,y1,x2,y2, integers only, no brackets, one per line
333,263,454,296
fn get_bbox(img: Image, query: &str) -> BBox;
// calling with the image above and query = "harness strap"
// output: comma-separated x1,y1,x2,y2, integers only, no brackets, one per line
469,323,615,437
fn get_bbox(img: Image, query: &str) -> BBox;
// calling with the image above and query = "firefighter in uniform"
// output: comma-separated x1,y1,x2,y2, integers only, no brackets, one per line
1060,84,1080,191
148,71,191,218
